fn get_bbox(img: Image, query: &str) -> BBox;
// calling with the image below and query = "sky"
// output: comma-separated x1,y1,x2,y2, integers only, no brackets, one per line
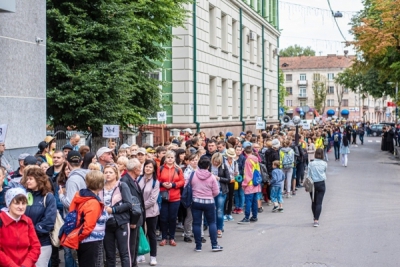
279,0,365,56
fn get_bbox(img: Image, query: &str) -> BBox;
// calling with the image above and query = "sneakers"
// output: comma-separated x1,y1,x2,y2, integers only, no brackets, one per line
272,206,279,212
232,208,238,214
237,208,244,214
291,191,296,196
150,256,157,266
278,208,284,213
266,200,273,206
184,236,192,243
194,247,202,252
223,215,228,222
201,237,207,243
237,218,250,224
258,207,264,213
313,221,319,227
212,245,224,252
137,255,145,263
227,215,234,221
249,217,258,222
217,230,223,238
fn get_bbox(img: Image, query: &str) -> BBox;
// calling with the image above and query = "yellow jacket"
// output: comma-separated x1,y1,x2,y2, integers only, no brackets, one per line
315,137,324,149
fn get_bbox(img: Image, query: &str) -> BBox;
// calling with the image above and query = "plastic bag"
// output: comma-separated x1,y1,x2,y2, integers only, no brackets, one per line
138,227,150,255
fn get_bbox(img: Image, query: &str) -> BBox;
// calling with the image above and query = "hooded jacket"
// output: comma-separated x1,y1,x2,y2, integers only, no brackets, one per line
24,191,57,246
242,154,261,194
0,212,41,267
157,164,184,202
59,168,89,217
270,168,285,187
187,169,219,199
60,189,104,249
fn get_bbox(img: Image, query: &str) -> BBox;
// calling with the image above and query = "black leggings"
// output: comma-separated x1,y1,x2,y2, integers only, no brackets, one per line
104,223,131,267
146,216,158,257
224,183,234,215
310,181,326,221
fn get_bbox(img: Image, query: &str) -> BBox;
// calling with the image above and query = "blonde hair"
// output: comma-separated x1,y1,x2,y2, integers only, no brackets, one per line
103,164,121,180
88,163,100,171
85,170,105,191
211,152,223,167
117,156,129,166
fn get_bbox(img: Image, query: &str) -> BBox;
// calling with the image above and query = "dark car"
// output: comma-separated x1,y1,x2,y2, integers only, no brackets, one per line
370,124,384,136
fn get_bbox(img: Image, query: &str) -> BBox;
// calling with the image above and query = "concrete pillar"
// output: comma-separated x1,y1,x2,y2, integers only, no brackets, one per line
142,131,154,147
122,130,137,145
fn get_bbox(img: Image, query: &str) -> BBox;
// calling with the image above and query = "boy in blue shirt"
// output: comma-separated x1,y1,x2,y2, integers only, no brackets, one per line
270,160,285,212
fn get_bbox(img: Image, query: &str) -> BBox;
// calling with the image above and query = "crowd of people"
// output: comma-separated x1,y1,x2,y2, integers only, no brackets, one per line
0,121,363,267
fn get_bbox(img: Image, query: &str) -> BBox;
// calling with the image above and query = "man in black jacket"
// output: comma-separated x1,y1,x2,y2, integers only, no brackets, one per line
120,158,145,267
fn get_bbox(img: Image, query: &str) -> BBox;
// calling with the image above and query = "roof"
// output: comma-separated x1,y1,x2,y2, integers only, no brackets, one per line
280,55,355,70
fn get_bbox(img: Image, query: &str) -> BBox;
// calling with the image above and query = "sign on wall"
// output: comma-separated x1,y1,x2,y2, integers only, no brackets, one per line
157,111,167,122
103,125,120,138
256,121,265,130
0,124,7,143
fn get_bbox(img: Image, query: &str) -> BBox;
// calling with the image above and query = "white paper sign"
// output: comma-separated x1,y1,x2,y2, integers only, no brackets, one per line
0,124,7,143
256,117,262,121
103,125,120,138
302,123,311,130
256,121,265,130
157,111,167,122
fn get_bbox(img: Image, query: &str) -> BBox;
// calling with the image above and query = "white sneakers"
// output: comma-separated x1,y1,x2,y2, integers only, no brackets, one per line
150,256,157,266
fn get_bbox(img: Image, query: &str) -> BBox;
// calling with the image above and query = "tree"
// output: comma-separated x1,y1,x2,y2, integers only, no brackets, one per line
46,0,191,132
279,45,316,57
312,74,328,115
279,69,289,111
335,83,345,115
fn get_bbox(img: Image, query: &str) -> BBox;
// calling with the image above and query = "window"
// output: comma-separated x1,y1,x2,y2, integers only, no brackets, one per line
286,87,292,95
342,99,349,107
269,43,273,69
264,40,268,68
328,73,335,81
257,35,262,65
222,79,228,117
286,74,292,82
328,86,335,94
209,5,217,47
243,27,249,61
232,82,239,117
327,99,334,106
232,19,238,56
299,86,307,97
221,13,228,52
269,89,273,115
299,100,307,106
343,87,349,94
250,86,256,116
286,100,292,106
313,73,320,81
257,87,262,115
209,76,217,117
249,31,255,63
300,74,306,81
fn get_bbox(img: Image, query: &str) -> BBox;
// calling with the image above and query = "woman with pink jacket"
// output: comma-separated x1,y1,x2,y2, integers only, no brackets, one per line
187,156,223,252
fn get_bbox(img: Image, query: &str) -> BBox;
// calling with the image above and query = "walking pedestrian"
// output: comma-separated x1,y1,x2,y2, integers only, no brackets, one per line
307,148,327,227
340,134,350,167
332,129,341,161
270,161,285,213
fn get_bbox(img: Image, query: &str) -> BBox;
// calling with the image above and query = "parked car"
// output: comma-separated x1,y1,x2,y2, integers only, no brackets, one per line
370,124,384,136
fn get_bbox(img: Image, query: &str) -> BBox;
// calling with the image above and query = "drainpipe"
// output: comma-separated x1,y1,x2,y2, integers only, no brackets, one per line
193,2,200,132
239,8,245,131
262,25,266,126
276,0,280,121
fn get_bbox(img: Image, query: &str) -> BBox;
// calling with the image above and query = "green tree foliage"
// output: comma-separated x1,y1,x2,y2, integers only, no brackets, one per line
279,45,316,57
279,69,288,111
46,0,191,131
312,74,328,115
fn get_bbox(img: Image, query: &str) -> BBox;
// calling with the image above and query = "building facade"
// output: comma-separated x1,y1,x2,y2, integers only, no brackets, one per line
280,55,391,123
149,0,280,136
0,0,46,168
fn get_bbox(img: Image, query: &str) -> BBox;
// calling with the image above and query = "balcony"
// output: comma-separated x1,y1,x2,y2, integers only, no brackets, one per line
297,80,308,85
375,106,382,112
298,93,308,99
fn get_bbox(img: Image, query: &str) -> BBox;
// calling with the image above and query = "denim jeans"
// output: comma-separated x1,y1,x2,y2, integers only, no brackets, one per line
244,193,258,219
359,134,364,144
333,142,340,160
234,187,244,209
323,147,329,162
63,247,77,267
191,201,218,249
214,192,226,231
270,186,283,204
160,200,180,240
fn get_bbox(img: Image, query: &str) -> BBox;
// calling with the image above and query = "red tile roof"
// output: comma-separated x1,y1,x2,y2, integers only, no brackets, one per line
280,55,355,70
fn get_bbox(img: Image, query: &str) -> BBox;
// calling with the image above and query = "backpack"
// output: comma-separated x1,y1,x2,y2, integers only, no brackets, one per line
250,160,262,186
323,137,328,146
259,163,269,183
59,209,84,238
43,194,64,247
181,172,195,208
334,134,339,142
281,150,294,169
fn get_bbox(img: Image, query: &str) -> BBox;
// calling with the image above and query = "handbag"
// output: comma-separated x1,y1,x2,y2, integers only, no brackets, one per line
44,194,64,247
160,191,170,202
138,227,150,255
181,172,194,208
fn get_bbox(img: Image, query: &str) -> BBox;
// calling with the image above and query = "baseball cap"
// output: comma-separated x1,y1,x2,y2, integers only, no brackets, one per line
240,132,246,136
18,153,30,161
137,148,147,155
96,147,113,158
146,147,156,153
38,141,49,151
62,144,74,151
120,144,130,149
24,155,38,166
242,141,252,148
226,131,233,138
67,151,82,163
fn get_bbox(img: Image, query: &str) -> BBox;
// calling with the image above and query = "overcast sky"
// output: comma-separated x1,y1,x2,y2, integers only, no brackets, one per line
279,0,364,56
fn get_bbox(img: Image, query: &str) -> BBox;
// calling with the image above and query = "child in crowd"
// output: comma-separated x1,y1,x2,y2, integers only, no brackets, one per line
118,148,127,157
270,160,285,213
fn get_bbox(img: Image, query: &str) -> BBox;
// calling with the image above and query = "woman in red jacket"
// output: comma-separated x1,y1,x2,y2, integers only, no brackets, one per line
0,187,41,267
158,150,184,247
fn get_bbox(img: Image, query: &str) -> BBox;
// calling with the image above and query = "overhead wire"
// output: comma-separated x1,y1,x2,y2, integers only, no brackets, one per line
326,0,348,42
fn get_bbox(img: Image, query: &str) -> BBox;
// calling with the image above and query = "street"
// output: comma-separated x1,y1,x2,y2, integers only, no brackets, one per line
156,137,400,267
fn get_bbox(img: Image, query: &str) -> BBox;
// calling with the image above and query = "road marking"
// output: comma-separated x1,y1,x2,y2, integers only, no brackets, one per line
376,140,381,143
368,140,372,142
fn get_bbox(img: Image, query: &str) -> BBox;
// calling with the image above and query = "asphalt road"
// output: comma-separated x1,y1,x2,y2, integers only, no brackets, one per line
155,137,400,267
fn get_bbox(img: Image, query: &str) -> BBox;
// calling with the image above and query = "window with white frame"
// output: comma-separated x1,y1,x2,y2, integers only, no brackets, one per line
300,74,306,81
327,99,334,106
328,86,335,94
222,79,228,117
342,99,349,107
286,74,292,82
209,5,217,47
327,73,335,81
299,86,307,97
257,35,262,65
286,87,292,95
209,76,217,117
221,13,228,52
286,100,292,106
313,73,320,81
343,87,349,94
232,19,238,56
232,81,239,117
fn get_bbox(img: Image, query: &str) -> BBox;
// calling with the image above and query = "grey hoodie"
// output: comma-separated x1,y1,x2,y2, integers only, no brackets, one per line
59,168,89,217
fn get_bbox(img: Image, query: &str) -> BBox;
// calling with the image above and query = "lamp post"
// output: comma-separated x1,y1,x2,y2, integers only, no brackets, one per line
292,116,301,145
